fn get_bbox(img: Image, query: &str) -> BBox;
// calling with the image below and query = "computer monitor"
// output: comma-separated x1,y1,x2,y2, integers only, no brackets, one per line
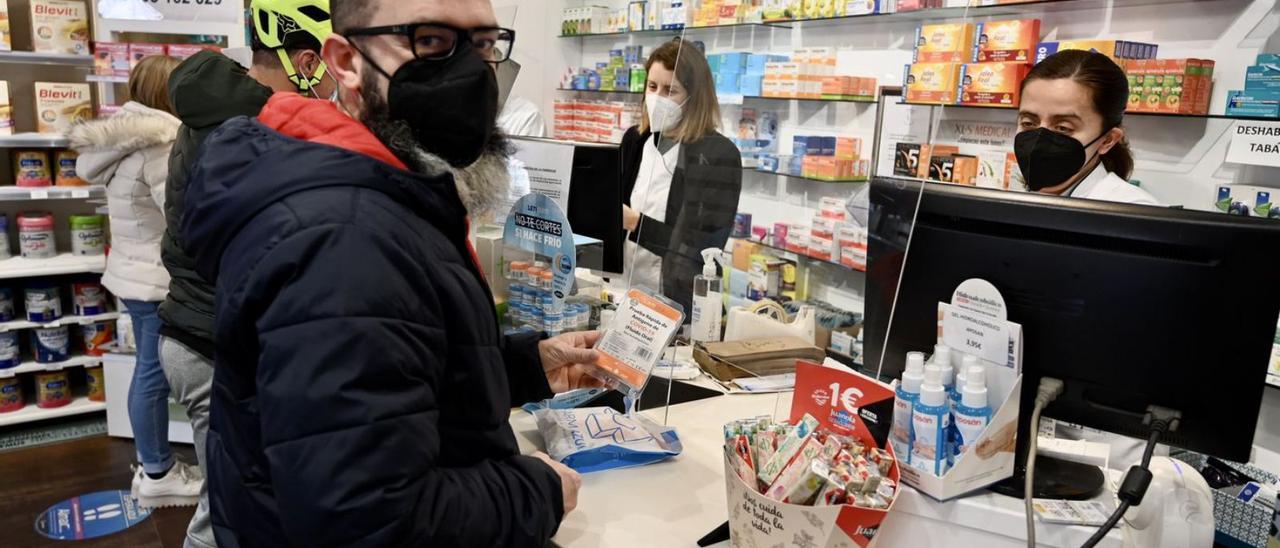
508,137,625,274
865,176,1280,495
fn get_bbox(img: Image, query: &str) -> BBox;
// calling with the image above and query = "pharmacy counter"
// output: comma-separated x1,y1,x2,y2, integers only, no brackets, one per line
509,389,1124,548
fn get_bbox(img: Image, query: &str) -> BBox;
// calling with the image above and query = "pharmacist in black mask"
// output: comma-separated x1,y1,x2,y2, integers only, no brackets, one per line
1015,50,1161,206
180,1,604,546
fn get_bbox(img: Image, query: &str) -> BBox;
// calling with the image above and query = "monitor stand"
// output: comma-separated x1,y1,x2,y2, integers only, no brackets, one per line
988,455,1105,500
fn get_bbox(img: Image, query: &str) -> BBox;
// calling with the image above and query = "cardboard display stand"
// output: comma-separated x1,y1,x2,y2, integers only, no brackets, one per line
897,278,1025,500
724,361,900,547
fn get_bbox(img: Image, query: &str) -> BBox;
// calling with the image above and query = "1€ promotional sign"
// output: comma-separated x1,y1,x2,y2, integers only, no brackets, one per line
1227,121,1280,168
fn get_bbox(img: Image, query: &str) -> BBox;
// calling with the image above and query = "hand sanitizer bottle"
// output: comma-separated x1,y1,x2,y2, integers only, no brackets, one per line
911,366,951,476
953,365,992,465
892,352,925,465
950,354,979,413
690,248,725,343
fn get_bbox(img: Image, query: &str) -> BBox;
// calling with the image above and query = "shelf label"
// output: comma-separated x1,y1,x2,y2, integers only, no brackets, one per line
30,189,50,200
71,189,90,199
1227,121,1280,168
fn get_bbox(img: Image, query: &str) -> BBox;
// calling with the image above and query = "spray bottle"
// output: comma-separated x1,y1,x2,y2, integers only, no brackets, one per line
891,352,926,465
911,366,952,476
951,354,979,412
952,364,993,465
690,248,726,343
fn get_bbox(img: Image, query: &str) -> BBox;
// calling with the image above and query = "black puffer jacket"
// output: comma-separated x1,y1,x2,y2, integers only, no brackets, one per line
182,94,562,547
158,50,272,358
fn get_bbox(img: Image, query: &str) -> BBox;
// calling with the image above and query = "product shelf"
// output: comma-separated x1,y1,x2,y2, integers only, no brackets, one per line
0,254,106,281
899,101,1280,122
0,50,93,67
0,134,72,148
732,236,866,272
559,21,786,39
0,396,105,428
0,312,120,333
557,88,877,105
0,355,106,377
85,75,129,84
743,167,869,184
0,185,104,200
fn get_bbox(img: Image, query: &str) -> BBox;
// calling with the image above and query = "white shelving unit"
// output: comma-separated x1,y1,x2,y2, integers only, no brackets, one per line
0,50,94,67
0,396,107,428
0,254,106,281
0,312,120,333
0,355,106,377
0,186,105,200
0,134,72,148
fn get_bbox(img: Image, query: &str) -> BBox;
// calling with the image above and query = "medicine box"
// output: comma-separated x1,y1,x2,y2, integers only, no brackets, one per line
914,23,975,63
1257,53,1280,66
0,0,10,51
959,62,1029,108
1227,103,1280,118
129,43,166,69
0,81,11,136
93,42,129,78
976,150,1008,189
30,0,88,55
904,62,961,104
973,19,1040,64
844,0,880,15
33,82,91,134
1247,65,1280,91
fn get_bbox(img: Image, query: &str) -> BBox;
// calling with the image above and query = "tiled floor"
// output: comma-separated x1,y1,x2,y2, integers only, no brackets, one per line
0,436,195,547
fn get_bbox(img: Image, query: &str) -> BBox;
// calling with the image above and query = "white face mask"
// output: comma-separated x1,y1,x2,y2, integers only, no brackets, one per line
646,93,685,134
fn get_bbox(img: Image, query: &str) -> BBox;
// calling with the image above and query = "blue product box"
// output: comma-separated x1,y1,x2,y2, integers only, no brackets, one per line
1257,53,1280,66
787,156,804,176
747,54,769,75
1226,103,1280,118
720,52,748,71
758,154,780,172
1230,90,1280,105
819,136,836,156
1035,41,1059,65
740,74,764,97
707,54,722,74
716,71,742,94
792,136,809,157
807,136,825,156
1246,65,1280,90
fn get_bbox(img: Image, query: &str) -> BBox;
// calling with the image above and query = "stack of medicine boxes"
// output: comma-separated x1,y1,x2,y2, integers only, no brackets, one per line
1227,54,1280,118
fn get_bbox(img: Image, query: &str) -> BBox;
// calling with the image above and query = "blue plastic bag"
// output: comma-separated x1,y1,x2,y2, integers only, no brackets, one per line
533,406,682,473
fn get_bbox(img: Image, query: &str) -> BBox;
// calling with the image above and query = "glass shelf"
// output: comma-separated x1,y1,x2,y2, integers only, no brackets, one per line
899,101,1279,123
557,88,877,104
731,237,865,272
743,167,868,184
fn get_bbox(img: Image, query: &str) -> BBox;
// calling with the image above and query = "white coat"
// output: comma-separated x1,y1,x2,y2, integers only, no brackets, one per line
1069,164,1162,206
69,101,179,302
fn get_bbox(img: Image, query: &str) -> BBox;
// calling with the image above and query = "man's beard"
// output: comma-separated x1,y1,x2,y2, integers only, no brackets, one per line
358,70,512,217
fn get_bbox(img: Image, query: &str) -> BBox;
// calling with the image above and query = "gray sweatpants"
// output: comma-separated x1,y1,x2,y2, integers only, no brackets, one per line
159,336,217,548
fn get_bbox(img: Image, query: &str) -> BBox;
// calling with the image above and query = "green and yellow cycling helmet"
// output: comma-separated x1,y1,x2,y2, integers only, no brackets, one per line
251,0,332,93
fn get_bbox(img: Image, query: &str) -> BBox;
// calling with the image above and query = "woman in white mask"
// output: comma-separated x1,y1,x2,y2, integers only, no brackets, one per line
619,39,742,314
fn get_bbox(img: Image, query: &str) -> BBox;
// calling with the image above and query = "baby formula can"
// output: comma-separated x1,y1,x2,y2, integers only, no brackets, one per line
25,285,62,322
73,283,107,315
13,150,52,187
0,214,11,260
18,212,56,259
86,365,106,402
54,150,87,186
82,321,114,356
69,215,105,256
35,370,71,408
31,325,70,363
0,375,23,412
0,288,13,322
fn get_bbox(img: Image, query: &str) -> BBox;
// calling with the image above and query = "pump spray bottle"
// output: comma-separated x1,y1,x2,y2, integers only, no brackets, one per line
952,364,992,465
892,352,926,465
690,248,726,343
911,366,952,476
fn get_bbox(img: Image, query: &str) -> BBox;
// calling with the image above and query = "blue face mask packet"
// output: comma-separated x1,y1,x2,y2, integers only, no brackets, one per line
533,406,682,473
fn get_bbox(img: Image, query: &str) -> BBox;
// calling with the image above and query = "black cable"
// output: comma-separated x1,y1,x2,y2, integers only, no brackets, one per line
1080,415,1174,548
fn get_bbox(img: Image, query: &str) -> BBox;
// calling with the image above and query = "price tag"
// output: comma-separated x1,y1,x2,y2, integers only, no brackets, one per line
591,289,684,393
942,305,1008,366
71,189,90,199
30,189,49,200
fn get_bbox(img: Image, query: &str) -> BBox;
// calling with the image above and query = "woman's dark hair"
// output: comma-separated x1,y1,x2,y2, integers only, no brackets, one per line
1021,50,1134,179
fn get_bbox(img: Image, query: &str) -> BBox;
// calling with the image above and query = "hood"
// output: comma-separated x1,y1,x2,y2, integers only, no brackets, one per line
182,94,470,282
68,101,180,185
169,50,273,136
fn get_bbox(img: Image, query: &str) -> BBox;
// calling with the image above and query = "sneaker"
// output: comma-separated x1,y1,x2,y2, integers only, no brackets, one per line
130,465,144,498
136,461,202,508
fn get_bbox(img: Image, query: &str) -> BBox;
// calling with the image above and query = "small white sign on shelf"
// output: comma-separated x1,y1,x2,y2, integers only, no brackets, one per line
71,189,90,199
30,189,49,200
1227,121,1280,168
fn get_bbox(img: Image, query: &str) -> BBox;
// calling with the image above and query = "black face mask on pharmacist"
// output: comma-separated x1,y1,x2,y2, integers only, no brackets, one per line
353,40,499,168
1014,127,1107,192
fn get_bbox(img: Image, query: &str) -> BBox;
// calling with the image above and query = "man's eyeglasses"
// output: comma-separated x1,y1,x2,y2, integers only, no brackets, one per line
344,23,515,63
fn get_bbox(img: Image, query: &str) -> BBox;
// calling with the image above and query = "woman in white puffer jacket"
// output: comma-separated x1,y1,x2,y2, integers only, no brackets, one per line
69,54,201,506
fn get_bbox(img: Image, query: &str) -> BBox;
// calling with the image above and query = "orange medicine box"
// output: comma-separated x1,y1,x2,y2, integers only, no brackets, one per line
914,23,975,63
905,62,961,104
973,19,1040,64
959,62,1029,108
835,137,862,160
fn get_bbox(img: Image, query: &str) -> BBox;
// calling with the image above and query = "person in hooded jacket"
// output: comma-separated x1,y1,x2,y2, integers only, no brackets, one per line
181,0,603,545
156,2,337,546
69,54,204,508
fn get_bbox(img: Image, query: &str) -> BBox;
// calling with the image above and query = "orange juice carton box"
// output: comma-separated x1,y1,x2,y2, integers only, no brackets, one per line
959,62,1029,108
973,19,1040,64
914,23,975,63
904,62,961,104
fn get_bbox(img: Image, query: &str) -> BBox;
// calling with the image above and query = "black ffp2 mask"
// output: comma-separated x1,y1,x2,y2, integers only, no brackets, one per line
1014,127,1107,192
358,43,498,168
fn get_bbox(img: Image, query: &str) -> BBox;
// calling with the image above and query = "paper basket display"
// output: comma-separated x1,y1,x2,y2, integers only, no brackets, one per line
723,362,900,547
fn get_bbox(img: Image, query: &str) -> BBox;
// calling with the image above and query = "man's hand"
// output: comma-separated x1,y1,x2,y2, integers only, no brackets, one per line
622,205,641,232
538,331,607,393
532,451,582,515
